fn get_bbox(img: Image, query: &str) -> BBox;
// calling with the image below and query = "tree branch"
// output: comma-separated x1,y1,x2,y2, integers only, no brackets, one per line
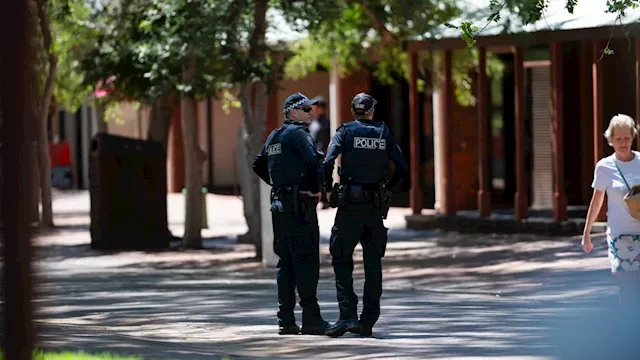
352,0,396,45
225,0,244,51
249,0,267,60
36,0,58,124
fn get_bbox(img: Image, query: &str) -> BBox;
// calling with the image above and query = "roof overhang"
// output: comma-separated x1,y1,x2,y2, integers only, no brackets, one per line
404,25,640,52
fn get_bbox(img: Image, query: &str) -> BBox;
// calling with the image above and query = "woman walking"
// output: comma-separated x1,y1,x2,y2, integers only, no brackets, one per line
583,114,640,308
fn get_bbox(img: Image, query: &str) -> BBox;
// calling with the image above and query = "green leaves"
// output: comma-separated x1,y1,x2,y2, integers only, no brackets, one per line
73,0,274,104
459,21,479,47
606,0,640,16
283,0,460,82
464,0,640,47
565,0,578,12
49,0,97,111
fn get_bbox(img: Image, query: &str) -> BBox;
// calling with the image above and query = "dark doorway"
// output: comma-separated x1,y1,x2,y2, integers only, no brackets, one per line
370,73,434,208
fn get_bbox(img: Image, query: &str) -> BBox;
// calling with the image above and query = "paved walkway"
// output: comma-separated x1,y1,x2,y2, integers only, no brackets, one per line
31,191,625,359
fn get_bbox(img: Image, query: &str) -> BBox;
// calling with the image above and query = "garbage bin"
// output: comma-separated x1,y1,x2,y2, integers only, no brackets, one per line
89,133,171,250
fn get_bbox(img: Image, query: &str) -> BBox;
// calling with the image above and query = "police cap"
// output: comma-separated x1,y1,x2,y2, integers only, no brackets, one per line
351,93,377,115
312,95,327,106
283,92,317,114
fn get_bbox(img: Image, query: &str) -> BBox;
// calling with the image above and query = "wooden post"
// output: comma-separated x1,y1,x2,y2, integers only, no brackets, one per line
477,47,491,217
551,42,568,222
514,47,528,220
168,104,185,193
409,51,422,214
439,50,455,216
579,41,594,205
593,39,607,222
423,60,435,209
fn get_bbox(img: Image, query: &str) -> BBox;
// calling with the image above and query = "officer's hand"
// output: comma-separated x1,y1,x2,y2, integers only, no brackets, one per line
300,191,321,199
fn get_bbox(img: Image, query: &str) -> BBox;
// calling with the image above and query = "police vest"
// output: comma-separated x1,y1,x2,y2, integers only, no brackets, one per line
266,123,317,189
340,120,389,184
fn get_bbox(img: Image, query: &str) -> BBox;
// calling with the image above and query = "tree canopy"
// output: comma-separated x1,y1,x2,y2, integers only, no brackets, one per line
280,0,504,106
49,0,96,112
53,0,640,109
281,0,639,106
280,0,461,84
75,0,283,106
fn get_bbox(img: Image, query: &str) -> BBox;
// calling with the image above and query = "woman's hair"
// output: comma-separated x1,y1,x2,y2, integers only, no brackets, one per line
605,114,639,144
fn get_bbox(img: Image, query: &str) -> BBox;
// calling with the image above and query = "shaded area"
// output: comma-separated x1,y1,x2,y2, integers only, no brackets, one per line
27,191,629,359
31,224,623,359
406,206,603,236
33,268,592,359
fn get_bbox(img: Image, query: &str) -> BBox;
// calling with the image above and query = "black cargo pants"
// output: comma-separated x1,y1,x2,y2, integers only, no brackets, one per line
271,192,323,327
329,202,388,329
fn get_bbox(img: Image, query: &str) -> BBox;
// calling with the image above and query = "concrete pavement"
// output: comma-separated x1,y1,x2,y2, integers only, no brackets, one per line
31,190,624,359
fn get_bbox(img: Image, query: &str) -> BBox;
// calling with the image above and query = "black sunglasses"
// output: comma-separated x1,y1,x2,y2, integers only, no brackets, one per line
296,107,312,113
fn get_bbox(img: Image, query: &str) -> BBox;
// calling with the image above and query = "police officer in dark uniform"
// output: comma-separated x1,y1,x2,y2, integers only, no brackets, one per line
323,92,408,338
252,92,330,336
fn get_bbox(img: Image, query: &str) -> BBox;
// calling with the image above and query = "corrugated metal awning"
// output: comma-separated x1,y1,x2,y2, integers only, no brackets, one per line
410,0,640,42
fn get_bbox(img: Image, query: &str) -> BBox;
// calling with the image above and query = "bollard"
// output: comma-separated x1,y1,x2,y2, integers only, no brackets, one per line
201,186,208,229
260,180,278,266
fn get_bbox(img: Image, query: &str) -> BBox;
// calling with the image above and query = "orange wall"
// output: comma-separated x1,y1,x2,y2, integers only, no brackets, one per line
277,71,331,126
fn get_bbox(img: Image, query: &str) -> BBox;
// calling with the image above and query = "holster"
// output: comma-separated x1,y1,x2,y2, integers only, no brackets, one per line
331,183,348,208
331,182,391,219
298,192,318,224
270,184,299,214
379,183,392,220
271,184,317,223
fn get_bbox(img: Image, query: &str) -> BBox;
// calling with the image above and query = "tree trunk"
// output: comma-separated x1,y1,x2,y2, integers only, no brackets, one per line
238,82,266,259
146,95,174,240
180,50,205,248
237,0,268,259
35,0,56,228
36,67,56,228
146,96,173,151
180,96,205,248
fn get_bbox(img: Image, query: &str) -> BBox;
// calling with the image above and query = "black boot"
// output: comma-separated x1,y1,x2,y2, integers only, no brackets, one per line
325,318,358,337
348,321,373,337
278,323,301,335
301,319,330,335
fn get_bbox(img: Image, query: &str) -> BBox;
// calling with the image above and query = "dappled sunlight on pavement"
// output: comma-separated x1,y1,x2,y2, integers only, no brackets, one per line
29,190,624,359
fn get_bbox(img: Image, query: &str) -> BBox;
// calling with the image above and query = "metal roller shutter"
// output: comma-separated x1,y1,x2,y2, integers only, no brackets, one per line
531,66,554,210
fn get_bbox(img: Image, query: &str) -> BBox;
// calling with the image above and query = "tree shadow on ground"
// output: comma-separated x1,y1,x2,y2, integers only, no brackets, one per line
33,234,252,262
34,229,614,298
32,227,629,359
33,266,631,360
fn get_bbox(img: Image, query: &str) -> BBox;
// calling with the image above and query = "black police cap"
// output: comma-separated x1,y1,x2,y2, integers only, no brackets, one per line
351,93,377,114
312,95,327,106
283,92,317,114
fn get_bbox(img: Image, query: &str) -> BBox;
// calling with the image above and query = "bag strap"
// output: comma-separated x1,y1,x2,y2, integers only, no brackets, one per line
614,158,632,192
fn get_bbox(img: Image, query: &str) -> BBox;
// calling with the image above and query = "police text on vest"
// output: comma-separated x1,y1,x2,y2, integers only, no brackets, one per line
266,143,282,156
354,137,386,150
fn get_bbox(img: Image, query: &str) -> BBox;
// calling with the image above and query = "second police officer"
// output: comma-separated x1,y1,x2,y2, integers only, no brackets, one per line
323,92,408,338
252,92,330,336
